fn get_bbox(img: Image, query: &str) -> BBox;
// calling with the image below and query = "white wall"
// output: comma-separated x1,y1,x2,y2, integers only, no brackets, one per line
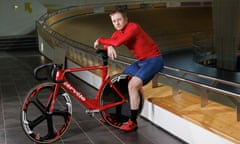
0,0,47,36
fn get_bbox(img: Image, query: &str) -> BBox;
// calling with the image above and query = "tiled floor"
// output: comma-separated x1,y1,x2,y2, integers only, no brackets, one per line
0,49,187,144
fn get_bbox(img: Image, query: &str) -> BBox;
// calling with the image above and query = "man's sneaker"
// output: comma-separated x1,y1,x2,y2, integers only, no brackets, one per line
119,120,138,132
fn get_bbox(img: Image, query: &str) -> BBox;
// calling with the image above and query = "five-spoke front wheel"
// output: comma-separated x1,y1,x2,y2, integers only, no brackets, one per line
21,83,72,143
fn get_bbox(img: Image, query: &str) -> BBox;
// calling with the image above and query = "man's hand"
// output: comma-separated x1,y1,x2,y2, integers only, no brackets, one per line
107,46,117,60
94,39,99,49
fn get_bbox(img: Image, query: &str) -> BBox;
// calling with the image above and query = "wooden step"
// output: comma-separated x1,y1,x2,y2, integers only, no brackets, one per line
143,82,240,143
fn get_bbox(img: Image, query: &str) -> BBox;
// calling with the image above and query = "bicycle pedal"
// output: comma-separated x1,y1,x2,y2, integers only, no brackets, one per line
85,110,99,117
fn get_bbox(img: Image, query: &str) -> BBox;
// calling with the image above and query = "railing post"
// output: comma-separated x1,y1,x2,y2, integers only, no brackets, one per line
228,97,240,122
199,88,209,107
152,74,159,88
171,82,179,96
168,80,179,96
237,105,240,122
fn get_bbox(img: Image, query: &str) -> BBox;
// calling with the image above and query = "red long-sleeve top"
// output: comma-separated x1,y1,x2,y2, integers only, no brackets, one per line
97,22,161,60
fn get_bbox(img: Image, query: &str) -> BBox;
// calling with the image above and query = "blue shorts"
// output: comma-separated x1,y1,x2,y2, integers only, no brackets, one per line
123,56,164,85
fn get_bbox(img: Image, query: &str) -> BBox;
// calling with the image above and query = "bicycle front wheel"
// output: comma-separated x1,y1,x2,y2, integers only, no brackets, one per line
100,74,144,128
20,82,72,144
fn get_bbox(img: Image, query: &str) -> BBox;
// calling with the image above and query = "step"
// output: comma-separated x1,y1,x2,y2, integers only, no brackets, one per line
142,82,239,144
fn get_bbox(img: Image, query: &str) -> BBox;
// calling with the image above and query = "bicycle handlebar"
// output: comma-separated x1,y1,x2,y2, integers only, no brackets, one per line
34,63,53,80
34,63,63,83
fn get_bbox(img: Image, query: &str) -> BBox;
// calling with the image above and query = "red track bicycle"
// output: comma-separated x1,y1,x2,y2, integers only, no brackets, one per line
20,50,143,143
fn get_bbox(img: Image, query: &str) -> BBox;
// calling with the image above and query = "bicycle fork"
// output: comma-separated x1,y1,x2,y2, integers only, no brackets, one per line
48,83,60,113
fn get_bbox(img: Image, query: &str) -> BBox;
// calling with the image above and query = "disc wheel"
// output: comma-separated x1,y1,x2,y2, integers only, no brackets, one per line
21,83,72,143
100,74,144,128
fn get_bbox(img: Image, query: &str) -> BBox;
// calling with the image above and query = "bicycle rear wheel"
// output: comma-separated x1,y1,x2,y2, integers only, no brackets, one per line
100,74,144,128
21,83,72,144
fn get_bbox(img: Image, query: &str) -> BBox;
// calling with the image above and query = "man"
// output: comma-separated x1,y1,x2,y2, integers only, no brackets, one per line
94,7,164,132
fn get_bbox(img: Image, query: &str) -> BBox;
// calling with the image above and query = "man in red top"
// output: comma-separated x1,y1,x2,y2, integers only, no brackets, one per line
94,7,164,132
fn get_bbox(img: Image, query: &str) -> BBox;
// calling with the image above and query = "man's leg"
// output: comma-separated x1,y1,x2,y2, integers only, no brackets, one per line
128,76,142,117
119,76,142,132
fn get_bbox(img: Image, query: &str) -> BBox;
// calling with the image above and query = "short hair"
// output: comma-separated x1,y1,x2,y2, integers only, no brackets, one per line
109,5,127,17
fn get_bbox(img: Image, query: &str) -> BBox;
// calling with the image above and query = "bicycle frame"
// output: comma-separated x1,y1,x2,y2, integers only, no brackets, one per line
21,50,145,144
49,64,126,113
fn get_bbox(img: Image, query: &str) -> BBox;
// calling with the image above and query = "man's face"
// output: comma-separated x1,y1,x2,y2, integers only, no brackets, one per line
110,12,128,30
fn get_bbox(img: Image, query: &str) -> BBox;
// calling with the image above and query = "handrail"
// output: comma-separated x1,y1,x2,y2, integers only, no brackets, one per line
118,55,240,92
159,72,240,98
37,0,162,26
36,1,164,49
164,66,240,87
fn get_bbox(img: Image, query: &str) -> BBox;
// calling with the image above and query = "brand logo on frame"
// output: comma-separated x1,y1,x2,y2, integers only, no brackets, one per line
63,82,86,101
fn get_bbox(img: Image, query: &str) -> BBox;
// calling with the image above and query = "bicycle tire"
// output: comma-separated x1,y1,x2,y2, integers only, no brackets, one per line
20,82,72,144
100,74,144,128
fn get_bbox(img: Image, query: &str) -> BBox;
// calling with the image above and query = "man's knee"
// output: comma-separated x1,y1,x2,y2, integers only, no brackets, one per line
128,76,143,90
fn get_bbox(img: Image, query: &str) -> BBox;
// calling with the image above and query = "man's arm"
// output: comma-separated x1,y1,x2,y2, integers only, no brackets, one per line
98,23,138,47
107,46,117,60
